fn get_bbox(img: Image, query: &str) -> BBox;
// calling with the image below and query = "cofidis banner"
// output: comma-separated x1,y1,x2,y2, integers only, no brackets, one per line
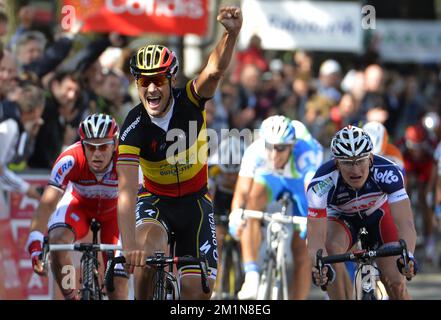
62,0,209,36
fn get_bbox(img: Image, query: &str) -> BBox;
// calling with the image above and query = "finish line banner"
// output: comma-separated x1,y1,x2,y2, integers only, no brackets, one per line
62,0,209,36
240,0,362,52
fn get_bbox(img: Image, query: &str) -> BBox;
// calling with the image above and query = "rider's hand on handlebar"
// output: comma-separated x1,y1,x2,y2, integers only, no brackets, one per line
122,250,148,274
396,253,418,279
26,231,46,276
228,208,245,241
312,264,335,287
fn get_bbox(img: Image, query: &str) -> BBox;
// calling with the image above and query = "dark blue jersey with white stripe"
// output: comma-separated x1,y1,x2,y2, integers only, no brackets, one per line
307,155,408,218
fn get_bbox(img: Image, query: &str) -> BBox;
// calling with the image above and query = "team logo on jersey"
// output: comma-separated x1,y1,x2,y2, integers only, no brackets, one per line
52,155,75,184
312,177,333,197
373,168,399,184
120,115,140,142
151,139,158,152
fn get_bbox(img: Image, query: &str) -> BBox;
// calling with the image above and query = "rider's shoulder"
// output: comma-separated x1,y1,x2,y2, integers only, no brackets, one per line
315,159,337,176
372,154,401,170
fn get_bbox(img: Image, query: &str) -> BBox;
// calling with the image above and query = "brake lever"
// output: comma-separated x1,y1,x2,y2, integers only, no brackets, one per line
39,236,50,275
399,239,412,281
316,249,327,291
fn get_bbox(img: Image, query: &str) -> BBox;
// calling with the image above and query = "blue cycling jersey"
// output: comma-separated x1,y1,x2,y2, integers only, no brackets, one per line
307,155,408,219
254,139,323,220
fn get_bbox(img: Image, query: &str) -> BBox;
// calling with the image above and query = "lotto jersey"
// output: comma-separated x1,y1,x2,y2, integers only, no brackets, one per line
307,155,408,218
48,142,118,215
117,80,208,197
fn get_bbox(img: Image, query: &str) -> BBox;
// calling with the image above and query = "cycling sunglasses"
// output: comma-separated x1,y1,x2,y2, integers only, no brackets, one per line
137,74,170,88
83,140,115,152
265,142,293,152
337,155,370,167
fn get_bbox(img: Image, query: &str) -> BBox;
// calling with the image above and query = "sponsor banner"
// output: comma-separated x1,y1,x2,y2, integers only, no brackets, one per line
375,20,441,63
6,174,52,299
240,0,362,52
0,220,26,299
9,175,47,219
62,0,209,36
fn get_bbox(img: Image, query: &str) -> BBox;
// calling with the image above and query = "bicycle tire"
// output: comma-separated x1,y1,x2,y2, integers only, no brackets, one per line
216,242,232,299
231,242,244,298
81,255,94,300
257,255,275,300
153,269,166,300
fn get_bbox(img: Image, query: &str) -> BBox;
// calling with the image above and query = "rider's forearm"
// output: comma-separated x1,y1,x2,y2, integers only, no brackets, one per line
118,187,137,250
30,187,62,233
306,217,328,265
390,200,417,253
231,176,252,210
207,31,239,78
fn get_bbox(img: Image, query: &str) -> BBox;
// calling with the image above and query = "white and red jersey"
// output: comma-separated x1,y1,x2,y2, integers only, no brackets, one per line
48,142,118,215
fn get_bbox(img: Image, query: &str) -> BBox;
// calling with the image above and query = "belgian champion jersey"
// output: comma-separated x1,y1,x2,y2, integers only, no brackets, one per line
117,80,209,197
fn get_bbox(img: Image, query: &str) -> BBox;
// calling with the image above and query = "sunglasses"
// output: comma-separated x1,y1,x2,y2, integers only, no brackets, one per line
83,140,115,152
265,142,293,152
337,156,370,168
137,75,170,88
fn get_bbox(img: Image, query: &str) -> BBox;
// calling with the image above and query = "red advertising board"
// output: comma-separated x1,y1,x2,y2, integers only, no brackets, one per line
62,0,209,36
2,174,54,299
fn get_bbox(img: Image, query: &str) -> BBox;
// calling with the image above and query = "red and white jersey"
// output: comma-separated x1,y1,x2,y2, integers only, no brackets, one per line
48,142,118,215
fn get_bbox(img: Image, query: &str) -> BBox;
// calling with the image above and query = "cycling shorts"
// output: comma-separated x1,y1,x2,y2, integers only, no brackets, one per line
136,187,217,280
47,191,125,276
328,202,399,251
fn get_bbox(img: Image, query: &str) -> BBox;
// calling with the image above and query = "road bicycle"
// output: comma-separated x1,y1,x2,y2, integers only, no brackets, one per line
316,228,412,300
105,231,210,300
242,193,307,300
213,214,244,300
41,219,121,300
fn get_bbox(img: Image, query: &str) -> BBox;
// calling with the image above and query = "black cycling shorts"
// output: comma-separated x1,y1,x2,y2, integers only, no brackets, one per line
136,187,218,280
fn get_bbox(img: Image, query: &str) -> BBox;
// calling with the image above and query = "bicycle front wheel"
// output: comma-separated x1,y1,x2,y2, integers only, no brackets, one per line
257,256,275,300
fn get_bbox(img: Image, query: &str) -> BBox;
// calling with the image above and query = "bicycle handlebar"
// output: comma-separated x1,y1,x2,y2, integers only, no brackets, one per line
39,236,121,271
315,239,411,291
242,209,307,227
45,244,122,252
104,253,211,296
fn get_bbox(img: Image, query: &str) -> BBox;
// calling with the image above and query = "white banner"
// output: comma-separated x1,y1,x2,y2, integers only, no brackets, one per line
375,20,441,63
240,0,363,52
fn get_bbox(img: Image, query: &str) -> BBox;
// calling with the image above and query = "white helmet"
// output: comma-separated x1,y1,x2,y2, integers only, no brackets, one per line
331,125,373,159
362,121,388,154
291,120,312,141
217,135,245,173
260,115,296,145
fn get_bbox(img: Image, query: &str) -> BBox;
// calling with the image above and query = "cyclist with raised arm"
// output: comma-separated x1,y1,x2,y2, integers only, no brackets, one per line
116,6,242,299
307,125,418,300
230,116,323,300
26,114,128,300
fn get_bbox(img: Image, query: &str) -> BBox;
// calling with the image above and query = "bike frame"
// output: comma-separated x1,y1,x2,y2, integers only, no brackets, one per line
41,219,122,300
243,194,307,300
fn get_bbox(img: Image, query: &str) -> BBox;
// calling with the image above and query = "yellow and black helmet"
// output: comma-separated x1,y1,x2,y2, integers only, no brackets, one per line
130,45,179,78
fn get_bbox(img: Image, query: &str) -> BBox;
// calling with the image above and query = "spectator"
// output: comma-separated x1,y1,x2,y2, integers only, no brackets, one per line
232,34,268,83
0,11,8,39
8,3,35,49
28,71,83,169
0,84,44,217
0,49,20,102
234,64,262,129
14,31,47,67
317,59,342,103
